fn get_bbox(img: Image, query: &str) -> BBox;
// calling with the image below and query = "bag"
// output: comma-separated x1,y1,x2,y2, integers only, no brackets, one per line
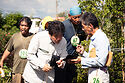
63,52,78,61
49,55,60,67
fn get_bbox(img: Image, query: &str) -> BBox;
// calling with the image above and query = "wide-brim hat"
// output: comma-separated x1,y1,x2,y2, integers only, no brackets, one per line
42,16,53,30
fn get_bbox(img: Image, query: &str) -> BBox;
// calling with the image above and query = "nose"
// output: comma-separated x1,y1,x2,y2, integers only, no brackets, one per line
22,26,25,29
56,39,60,43
75,18,80,22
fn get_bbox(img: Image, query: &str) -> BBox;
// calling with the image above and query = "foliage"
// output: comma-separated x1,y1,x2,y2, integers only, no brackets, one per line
0,29,11,54
75,64,88,83
0,12,23,82
108,52,123,83
0,64,12,83
76,0,125,83
0,11,5,29
0,12,23,53
57,11,68,19
75,40,90,83
2,12,23,32
78,0,124,48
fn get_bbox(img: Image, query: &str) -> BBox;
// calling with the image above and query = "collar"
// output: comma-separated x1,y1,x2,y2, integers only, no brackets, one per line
50,39,55,45
43,30,54,45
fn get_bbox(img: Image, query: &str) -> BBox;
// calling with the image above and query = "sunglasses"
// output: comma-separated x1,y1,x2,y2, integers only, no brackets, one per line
72,16,81,19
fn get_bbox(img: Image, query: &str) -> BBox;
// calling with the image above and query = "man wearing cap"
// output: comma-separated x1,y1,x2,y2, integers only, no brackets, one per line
54,6,86,83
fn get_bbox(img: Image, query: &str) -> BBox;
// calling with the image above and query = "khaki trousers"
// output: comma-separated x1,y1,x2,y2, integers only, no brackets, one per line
12,73,24,83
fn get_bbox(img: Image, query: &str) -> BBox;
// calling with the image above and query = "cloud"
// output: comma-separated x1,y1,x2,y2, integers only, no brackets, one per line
57,0,78,13
0,0,78,18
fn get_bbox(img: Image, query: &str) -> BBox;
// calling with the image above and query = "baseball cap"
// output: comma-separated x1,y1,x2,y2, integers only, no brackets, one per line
69,6,82,16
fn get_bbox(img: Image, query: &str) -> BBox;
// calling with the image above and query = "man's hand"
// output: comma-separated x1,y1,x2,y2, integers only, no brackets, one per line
70,56,81,64
0,49,10,68
56,59,65,68
42,64,52,72
76,45,84,54
0,60,3,68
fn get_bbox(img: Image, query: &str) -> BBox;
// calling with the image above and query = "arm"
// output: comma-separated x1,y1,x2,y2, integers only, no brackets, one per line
76,45,90,58
72,36,110,68
27,34,45,70
56,38,68,68
0,35,14,68
80,37,109,68
0,49,10,68
27,33,52,72
60,38,68,59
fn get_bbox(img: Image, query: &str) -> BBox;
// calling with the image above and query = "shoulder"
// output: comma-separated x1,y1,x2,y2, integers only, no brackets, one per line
63,19,69,23
63,19,70,25
97,29,108,39
13,32,20,36
11,32,20,38
34,31,48,37
32,31,49,41
56,37,67,48
61,37,67,44
95,29,109,43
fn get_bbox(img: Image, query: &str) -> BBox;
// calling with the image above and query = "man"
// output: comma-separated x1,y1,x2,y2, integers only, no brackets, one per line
23,21,67,83
0,17,33,83
55,6,86,83
63,6,86,55
71,12,111,83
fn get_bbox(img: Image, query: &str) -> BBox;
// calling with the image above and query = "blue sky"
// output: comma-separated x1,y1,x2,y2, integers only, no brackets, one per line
0,0,78,18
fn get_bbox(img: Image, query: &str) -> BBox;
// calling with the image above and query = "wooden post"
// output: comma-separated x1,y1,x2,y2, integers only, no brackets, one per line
121,18,125,83
56,0,58,19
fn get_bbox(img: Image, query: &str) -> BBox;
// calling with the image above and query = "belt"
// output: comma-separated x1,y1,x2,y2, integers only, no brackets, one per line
91,66,107,69
90,66,108,73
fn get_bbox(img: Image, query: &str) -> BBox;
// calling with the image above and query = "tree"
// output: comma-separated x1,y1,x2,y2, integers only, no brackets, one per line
77,0,125,83
2,12,23,33
0,12,23,82
0,12,23,52
0,11,5,29
57,11,68,18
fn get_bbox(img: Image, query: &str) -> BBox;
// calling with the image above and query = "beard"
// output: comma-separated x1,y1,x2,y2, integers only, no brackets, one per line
70,19,81,25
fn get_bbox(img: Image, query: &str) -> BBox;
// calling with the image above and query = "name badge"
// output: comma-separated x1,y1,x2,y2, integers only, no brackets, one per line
90,76,102,83
71,35,80,46
19,49,28,59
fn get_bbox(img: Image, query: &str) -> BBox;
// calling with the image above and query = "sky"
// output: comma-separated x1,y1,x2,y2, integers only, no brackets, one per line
0,0,78,18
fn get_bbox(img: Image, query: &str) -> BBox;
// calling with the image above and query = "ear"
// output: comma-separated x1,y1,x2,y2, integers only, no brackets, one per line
89,24,94,29
45,22,49,30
